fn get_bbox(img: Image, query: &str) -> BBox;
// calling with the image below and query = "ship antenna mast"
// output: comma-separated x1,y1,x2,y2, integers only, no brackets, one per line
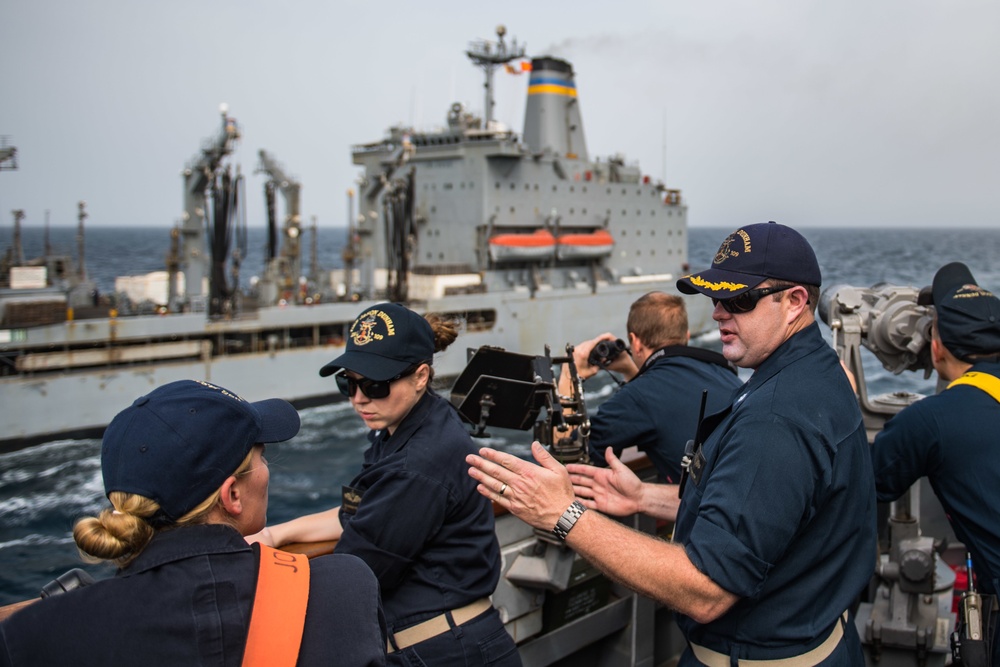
465,25,525,127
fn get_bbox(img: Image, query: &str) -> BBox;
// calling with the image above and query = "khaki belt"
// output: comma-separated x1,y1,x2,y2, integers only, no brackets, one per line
689,611,847,667
387,598,493,653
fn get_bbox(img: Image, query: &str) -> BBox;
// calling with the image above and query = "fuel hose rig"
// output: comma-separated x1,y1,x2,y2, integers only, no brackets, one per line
820,283,956,666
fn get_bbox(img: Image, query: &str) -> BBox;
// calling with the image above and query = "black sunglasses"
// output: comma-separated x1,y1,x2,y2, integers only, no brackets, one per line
335,364,422,399
713,284,796,314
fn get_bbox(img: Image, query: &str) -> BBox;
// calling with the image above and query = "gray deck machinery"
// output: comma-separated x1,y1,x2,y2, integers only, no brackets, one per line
820,283,957,666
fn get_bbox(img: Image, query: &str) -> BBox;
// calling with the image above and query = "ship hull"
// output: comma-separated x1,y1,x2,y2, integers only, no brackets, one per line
1,281,713,451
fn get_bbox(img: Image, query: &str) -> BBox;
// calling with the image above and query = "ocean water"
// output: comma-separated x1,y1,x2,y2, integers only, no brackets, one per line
1,224,998,606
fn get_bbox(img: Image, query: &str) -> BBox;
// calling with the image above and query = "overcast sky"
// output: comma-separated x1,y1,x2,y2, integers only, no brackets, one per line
1,0,997,230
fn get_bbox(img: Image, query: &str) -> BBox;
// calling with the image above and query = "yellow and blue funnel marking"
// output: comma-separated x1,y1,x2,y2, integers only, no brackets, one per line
528,76,577,97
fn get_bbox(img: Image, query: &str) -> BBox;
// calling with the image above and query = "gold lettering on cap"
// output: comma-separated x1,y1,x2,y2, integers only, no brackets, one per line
349,309,398,346
736,229,752,252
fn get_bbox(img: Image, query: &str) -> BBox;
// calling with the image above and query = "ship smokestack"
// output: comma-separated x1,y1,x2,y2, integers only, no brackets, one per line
522,57,588,162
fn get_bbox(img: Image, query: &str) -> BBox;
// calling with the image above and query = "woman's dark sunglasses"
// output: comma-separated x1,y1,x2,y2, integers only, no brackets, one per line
335,364,421,399
713,284,796,314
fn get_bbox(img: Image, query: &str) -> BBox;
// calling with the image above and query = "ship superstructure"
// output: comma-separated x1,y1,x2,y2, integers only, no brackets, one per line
0,26,710,451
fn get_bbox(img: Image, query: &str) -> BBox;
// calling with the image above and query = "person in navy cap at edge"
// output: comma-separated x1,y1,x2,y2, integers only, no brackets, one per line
872,262,1000,665
248,303,521,667
0,379,387,667
467,221,877,666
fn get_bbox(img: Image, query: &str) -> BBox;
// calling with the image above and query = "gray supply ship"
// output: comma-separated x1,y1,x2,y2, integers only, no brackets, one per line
0,26,712,451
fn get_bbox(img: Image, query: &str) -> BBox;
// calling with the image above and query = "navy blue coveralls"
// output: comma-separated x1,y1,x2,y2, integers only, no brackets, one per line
0,524,387,667
673,324,877,665
872,361,1000,665
587,347,741,482
336,391,520,667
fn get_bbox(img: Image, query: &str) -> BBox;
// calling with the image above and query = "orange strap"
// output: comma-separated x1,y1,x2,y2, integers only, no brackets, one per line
242,543,311,667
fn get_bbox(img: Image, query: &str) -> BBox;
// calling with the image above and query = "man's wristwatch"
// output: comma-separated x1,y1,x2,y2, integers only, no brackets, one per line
552,500,587,541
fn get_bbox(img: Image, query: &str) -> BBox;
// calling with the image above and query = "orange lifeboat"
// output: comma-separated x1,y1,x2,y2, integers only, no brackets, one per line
556,229,615,260
488,230,556,263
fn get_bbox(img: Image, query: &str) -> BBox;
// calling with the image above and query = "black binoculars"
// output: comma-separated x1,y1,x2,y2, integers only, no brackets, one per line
587,338,628,369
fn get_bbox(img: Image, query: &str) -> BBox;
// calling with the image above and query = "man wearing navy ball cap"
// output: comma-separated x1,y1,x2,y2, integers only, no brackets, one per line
467,221,876,665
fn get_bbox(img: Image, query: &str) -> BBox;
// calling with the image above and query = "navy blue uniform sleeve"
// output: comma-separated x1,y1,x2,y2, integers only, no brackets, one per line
685,413,823,599
587,389,653,464
336,470,449,593
871,401,941,503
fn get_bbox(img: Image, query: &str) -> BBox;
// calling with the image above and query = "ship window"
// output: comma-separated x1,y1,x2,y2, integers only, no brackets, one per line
570,186,575,193
583,186,588,193
622,209,627,216
607,188,612,194
636,210,641,216
495,182,501,189
552,185,558,192
525,184,530,190
510,207,515,213
570,208,575,215
621,229,627,236
582,208,587,215
621,188,627,195
637,189,642,195
460,183,465,189
651,230,655,236
443,183,453,190
440,253,445,260
431,206,437,213
510,183,516,190
637,229,641,236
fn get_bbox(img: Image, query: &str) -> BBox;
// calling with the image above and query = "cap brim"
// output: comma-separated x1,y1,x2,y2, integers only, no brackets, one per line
251,398,301,442
319,350,412,382
677,268,766,298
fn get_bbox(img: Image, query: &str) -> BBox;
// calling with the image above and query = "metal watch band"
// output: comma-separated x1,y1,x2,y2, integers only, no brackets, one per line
552,500,587,541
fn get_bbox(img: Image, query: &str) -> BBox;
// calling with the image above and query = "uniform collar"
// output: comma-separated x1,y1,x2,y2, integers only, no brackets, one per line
122,524,249,576
734,322,825,406
372,390,436,457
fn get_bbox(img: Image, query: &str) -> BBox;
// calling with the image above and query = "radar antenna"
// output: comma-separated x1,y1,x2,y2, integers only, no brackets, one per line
465,25,525,127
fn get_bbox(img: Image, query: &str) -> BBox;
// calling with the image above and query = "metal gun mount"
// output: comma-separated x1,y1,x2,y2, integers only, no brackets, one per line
820,283,953,665
450,344,591,465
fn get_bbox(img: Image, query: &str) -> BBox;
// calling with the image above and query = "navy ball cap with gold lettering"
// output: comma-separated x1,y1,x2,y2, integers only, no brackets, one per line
930,262,1000,362
319,303,434,381
677,221,821,300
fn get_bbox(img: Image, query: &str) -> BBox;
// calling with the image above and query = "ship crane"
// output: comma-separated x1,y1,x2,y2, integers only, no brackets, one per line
0,139,17,171
172,105,240,312
256,149,302,304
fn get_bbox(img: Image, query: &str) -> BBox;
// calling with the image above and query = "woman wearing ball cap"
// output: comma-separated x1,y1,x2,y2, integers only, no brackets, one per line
251,304,520,667
0,379,387,667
